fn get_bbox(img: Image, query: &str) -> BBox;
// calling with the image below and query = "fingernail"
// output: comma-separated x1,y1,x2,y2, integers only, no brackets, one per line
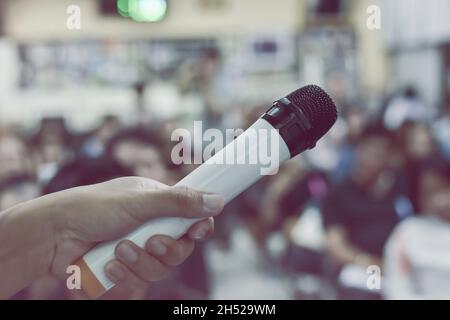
203,194,224,214
117,243,139,264
106,262,125,282
193,226,209,240
148,239,167,256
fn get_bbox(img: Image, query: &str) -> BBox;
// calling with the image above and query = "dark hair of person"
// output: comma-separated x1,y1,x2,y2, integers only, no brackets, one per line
404,85,419,99
30,117,73,147
355,122,394,146
0,174,37,195
105,126,164,159
43,158,131,194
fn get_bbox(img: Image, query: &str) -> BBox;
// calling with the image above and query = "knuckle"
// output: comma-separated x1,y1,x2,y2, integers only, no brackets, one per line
172,186,199,208
166,256,182,267
167,242,192,267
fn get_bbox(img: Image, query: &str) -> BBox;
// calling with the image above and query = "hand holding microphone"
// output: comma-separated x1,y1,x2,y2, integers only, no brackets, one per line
0,177,224,299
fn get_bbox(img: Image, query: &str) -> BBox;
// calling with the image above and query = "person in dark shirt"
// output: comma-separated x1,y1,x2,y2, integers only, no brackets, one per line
324,178,408,258
322,124,413,298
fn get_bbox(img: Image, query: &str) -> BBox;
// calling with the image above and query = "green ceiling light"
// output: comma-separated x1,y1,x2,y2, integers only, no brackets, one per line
117,0,130,18
117,0,168,22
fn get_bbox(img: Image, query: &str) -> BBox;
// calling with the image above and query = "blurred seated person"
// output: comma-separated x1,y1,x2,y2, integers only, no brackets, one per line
80,115,121,159
384,161,450,299
322,124,414,299
258,160,330,298
0,174,40,213
332,106,367,183
46,127,173,194
278,169,329,266
260,160,328,238
106,127,174,184
0,130,33,183
260,161,304,230
395,121,439,212
31,117,74,185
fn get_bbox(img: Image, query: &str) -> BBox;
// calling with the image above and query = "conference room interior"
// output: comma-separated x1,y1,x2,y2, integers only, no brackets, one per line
1,0,450,300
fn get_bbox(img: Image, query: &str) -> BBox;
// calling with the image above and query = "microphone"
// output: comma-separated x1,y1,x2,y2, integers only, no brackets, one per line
75,84,338,298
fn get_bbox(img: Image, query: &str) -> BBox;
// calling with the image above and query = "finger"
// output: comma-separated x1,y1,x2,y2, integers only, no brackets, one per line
146,235,195,267
187,218,214,241
114,240,171,282
104,260,149,291
127,186,225,222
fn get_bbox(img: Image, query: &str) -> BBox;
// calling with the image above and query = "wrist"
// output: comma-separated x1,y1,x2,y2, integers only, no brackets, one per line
0,196,56,297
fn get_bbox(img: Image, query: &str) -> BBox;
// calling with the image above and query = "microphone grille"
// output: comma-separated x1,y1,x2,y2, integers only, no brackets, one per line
285,85,338,141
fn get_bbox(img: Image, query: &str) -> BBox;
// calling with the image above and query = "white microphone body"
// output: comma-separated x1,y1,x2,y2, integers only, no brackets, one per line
77,118,291,298
75,85,337,299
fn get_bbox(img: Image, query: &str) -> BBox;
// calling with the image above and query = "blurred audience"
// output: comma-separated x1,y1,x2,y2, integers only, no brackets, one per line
1,69,449,300
31,117,74,185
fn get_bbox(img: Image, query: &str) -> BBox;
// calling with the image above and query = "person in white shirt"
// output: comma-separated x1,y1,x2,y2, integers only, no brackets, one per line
384,162,450,299
383,86,432,131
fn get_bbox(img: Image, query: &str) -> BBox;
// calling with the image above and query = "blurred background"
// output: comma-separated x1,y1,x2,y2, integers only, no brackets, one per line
1,0,450,300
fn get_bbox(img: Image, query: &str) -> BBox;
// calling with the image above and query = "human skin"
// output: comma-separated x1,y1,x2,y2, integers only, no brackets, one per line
0,176,225,299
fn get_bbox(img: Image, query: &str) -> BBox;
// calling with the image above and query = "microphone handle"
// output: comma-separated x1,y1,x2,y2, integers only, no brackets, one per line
75,118,290,299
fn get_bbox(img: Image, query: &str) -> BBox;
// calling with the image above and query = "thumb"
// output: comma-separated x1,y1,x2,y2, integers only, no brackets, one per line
126,186,225,222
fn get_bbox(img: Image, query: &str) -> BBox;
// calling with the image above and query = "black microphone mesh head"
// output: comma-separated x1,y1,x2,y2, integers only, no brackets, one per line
285,85,338,141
